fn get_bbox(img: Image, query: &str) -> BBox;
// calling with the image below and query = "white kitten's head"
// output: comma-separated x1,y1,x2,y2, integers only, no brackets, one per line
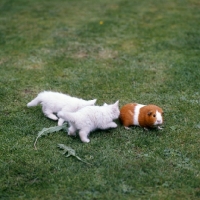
110,100,120,119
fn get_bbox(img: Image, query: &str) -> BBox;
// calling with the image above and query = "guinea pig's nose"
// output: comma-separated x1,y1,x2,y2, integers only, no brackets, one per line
157,120,161,123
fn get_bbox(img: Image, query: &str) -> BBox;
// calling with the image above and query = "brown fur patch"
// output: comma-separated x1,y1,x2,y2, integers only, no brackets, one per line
120,103,137,127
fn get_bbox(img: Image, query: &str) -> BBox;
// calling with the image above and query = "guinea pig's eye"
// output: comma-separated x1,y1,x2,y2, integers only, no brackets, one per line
153,114,156,117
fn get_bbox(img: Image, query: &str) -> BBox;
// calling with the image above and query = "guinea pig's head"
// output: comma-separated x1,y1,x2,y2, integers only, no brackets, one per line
145,105,164,127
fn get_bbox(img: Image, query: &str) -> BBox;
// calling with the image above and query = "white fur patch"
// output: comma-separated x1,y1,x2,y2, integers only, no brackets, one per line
154,110,163,125
27,91,97,126
133,104,145,125
58,101,120,143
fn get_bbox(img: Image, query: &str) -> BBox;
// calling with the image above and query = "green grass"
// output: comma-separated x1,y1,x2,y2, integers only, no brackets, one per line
0,0,200,199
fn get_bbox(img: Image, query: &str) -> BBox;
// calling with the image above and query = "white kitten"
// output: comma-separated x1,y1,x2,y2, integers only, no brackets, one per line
27,91,97,125
57,101,120,143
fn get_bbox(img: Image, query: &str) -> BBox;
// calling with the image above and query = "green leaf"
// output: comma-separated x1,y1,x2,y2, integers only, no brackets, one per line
57,144,92,165
34,123,68,150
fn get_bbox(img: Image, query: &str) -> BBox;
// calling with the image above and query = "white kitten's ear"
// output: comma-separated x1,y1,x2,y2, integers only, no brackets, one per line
114,100,119,107
91,99,97,105
103,103,108,106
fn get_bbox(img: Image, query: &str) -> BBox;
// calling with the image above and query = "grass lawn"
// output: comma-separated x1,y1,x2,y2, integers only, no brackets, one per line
0,0,200,199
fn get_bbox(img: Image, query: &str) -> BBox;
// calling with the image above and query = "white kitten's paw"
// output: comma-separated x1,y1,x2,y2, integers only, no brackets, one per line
124,126,130,130
68,126,76,136
68,131,76,136
68,131,71,136
58,118,64,126
81,138,90,143
58,122,63,126
79,130,90,143
110,122,117,128
46,114,58,121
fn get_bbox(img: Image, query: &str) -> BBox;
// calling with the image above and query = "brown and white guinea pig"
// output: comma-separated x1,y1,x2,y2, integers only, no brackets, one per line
119,103,164,130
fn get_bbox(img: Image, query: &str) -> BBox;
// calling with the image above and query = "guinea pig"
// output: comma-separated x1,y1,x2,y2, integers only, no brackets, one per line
119,103,164,130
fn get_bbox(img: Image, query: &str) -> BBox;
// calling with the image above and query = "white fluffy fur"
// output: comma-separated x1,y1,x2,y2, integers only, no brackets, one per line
133,104,145,125
57,101,120,143
27,91,97,125
155,110,163,126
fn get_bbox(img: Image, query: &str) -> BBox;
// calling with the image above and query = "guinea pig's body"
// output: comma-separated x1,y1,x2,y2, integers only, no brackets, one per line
119,103,163,130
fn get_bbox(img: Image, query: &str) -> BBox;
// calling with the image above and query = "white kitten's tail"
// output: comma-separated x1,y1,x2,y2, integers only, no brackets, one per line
27,97,41,107
57,111,76,123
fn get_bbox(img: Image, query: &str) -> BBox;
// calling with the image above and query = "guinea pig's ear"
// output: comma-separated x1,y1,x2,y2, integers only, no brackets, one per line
147,111,152,116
